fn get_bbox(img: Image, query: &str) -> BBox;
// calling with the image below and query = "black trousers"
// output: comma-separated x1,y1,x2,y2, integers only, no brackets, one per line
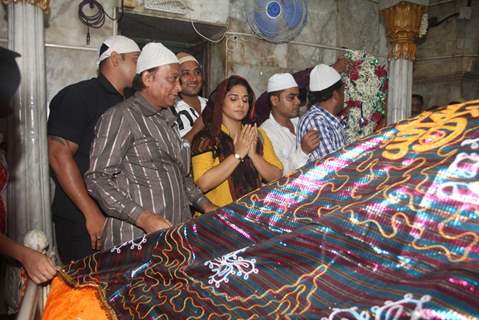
54,217,94,264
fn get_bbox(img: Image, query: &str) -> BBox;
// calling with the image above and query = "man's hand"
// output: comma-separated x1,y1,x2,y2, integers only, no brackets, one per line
136,210,172,234
301,129,320,154
19,248,57,284
183,117,205,143
48,136,108,251
85,209,106,250
332,56,352,74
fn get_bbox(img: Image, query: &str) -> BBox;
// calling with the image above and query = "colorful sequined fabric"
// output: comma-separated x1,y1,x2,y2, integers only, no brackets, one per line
60,101,479,319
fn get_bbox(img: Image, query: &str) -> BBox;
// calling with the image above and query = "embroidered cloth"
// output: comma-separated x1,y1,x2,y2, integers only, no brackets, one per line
48,101,479,320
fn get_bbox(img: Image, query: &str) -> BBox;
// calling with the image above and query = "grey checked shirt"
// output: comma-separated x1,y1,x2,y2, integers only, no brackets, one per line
85,92,207,248
297,105,346,162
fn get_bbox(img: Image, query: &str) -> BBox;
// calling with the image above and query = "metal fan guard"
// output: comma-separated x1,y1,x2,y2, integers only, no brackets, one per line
247,0,307,43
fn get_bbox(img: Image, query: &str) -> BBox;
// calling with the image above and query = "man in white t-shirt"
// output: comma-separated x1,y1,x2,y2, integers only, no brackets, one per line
173,52,207,142
261,73,320,175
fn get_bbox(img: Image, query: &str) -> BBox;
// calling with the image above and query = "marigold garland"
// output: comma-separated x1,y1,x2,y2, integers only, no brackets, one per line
342,50,388,143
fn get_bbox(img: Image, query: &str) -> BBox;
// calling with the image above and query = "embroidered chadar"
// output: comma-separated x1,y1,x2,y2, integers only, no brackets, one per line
44,101,479,320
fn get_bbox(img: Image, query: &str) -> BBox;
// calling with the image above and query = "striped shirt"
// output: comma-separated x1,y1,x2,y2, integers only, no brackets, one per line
297,104,346,162
85,92,207,248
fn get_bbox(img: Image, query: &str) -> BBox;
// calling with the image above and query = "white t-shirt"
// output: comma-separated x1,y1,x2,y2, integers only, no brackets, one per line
261,115,308,175
173,96,208,138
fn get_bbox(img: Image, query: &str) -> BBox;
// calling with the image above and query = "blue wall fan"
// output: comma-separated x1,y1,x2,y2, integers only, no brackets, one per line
247,0,308,43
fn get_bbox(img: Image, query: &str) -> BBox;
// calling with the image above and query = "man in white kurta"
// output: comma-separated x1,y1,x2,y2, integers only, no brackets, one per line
261,73,318,175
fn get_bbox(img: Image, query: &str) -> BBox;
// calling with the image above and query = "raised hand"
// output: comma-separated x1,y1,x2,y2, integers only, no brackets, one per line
332,56,352,74
247,124,259,158
234,124,254,159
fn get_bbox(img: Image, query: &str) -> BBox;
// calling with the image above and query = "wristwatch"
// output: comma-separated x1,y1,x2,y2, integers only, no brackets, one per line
233,153,243,161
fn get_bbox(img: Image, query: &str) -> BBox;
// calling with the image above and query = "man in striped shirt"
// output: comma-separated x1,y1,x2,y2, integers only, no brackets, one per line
297,64,346,162
85,43,216,248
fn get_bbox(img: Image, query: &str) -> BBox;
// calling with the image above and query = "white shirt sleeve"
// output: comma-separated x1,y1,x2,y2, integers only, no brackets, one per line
261,117,308,175
287,147,308,174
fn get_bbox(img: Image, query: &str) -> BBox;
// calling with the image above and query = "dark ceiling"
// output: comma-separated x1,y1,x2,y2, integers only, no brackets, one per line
118,11,227,49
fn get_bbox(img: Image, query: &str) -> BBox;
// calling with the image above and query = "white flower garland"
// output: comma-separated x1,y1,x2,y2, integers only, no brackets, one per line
419,13,428,38
342,50,388,144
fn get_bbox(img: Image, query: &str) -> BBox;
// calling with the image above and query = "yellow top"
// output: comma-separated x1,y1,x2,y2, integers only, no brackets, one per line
192,126,283,208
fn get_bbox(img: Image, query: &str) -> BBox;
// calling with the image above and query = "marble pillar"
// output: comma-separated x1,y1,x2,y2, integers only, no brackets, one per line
380,0,428,124
387,59,413,124
6,1,52,246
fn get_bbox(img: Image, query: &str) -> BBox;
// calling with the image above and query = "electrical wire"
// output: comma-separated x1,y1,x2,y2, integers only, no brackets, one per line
190,18,229,44
78,0,125,44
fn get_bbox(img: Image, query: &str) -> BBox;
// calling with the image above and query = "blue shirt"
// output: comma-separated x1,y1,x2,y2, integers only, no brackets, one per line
297,104,346,162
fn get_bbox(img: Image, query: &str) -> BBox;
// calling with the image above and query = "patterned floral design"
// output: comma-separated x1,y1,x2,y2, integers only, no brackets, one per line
204,247,258,288
110,235,147,254
322,294,432,320
343,50,388,144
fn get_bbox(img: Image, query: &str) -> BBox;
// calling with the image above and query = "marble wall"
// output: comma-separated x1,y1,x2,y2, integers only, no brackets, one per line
215,0,387,97
129,0,230,25
9,1,478,115
0,0,388,105
0,5,7,42
414,0,479,107
1,0,230,104
1,1,115,105
45,1,116,105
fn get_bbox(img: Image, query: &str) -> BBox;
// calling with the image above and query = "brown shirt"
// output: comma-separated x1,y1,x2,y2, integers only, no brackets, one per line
85,92,206,248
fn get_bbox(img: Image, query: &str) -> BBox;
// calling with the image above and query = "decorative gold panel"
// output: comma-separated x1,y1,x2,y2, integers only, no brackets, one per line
2,0,49,12
381,1,426,61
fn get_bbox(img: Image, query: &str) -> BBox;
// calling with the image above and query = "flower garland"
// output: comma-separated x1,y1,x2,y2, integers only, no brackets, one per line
419,13,428,38
342,50,388,144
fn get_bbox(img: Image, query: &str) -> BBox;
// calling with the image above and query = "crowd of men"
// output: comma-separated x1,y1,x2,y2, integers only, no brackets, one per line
0,34,353,284
43,35,350,265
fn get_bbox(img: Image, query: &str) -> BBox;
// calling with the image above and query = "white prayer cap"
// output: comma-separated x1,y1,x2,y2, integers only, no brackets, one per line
97,35,140,64
267,73,298,93
309,64,341,92
136,42,179,74
176,52,200,65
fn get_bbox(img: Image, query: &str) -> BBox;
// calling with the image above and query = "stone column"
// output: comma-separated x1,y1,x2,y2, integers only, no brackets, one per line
5,0,52,246
380,0,428,124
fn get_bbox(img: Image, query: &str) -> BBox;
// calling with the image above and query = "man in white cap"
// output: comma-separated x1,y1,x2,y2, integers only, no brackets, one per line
47,35,140,262
297,64,346,162
173,52,207,143
260,73,319,174
85,42,217,249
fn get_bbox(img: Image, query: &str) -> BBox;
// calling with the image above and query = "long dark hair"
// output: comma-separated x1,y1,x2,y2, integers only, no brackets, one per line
202,75,257,141
193,76,262,200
